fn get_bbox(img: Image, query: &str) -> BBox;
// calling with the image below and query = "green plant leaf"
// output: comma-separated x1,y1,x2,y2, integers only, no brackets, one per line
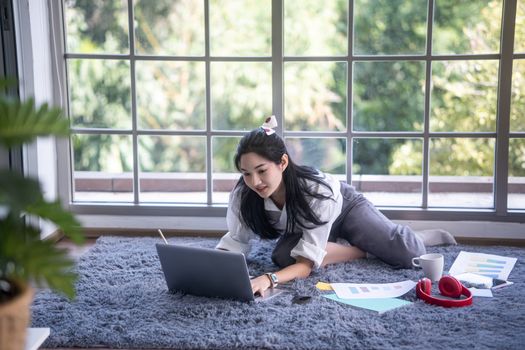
0,219,78,298
0,170,44,214
26,200,84,245
0,170,84,245
0,97,69,148
0,77,82,300
0,77,17,90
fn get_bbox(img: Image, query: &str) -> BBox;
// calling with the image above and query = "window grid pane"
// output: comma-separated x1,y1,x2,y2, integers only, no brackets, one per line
508,138,525,210
353,0,427,55
210,0,272,56
514,0,525,53
138,135,207,203
284,0,348,56
353,61,425,132
284,62,347,131
72,134,134,203
430,60,498,132
211,62,272,131
511,59,525,132
352,138,423,207
134,0,205,56
432,0,502,54
135,61,206,130
68,59,131,129
428,138,495,208
64,0,129,54
285,137,346,174
212,136,242,204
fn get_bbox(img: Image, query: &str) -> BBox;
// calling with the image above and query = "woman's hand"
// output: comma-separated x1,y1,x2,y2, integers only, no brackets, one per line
250,274,272,296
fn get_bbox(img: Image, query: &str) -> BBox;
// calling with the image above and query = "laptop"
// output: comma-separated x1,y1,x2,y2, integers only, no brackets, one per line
156,242,284,302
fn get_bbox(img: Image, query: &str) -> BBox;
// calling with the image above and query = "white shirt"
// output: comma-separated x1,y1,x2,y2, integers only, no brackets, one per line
216,172,343,269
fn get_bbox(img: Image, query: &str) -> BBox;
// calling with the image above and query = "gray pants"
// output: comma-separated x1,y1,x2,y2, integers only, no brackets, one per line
271,182,426,269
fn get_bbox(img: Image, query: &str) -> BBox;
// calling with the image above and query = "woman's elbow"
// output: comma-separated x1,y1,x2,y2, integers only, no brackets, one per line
299,267,312,279
296,257,314,278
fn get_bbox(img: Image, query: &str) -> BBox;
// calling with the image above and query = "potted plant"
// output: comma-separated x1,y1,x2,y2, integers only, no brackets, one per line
0,78,84,350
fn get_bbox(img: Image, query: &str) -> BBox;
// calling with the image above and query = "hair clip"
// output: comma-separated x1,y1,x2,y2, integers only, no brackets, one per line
261,115,277,135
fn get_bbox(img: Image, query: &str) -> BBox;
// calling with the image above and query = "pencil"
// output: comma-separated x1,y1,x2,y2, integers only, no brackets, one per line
157,229,169,244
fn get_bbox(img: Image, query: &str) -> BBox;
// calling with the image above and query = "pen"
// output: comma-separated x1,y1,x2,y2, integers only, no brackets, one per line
492,278,506,286
157,229,169,245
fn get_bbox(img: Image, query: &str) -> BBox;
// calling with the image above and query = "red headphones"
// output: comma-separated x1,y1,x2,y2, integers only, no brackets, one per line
416,275,473,308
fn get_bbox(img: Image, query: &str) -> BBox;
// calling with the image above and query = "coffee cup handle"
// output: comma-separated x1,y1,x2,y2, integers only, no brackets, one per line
412,257,421,268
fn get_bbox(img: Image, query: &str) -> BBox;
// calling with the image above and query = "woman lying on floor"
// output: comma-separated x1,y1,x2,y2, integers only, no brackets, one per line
217,116,454,296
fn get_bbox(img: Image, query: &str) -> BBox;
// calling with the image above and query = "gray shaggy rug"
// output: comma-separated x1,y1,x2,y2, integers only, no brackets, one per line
31,236,525,349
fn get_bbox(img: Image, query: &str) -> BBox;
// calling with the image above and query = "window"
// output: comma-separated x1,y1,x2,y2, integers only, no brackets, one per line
510,0,525,210
60,0,524,221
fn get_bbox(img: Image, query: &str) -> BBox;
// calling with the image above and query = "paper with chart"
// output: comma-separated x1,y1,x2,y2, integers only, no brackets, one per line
331,280,417,300
448,251,517,280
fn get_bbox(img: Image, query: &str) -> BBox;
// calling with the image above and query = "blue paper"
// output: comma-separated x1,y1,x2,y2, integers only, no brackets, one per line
323,293,412,314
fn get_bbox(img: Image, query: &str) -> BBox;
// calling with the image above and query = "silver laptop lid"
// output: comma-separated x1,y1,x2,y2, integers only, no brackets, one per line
156,244,255,302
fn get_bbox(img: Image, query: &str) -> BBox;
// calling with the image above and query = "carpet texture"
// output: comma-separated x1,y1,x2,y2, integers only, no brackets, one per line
31,236,525,349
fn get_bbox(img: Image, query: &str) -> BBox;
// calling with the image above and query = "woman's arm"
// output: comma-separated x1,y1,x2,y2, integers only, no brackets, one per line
250,256,313,296
216,188,257,253
251,244,366,295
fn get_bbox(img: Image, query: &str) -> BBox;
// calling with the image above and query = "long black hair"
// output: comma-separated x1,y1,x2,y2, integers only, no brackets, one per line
233,128,334,239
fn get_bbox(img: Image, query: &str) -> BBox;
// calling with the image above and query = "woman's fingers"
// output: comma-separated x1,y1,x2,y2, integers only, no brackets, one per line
250,275,271,295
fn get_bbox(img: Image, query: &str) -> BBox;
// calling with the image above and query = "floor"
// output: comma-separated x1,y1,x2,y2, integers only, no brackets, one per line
42,238,158,350
41,239,88,350
47,236,206,350
40,233,523,350
56,237,97,260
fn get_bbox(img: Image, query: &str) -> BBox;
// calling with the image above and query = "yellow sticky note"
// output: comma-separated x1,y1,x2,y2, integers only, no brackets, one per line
316,281,333,291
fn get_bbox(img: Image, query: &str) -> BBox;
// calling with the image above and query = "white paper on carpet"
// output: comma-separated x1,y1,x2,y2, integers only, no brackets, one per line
331,280,416,299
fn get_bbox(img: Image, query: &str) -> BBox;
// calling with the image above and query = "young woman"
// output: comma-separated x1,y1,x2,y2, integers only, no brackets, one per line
216,116,428,296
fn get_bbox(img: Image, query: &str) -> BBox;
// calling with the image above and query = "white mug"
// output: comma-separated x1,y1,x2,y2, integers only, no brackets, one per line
412,253,444,282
